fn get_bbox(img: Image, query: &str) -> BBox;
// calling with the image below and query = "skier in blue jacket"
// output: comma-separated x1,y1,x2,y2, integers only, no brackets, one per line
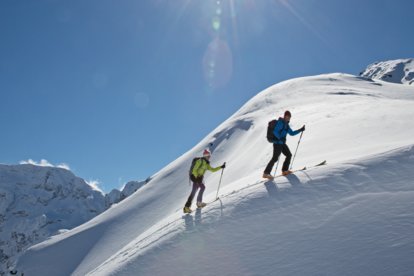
263,110,305,179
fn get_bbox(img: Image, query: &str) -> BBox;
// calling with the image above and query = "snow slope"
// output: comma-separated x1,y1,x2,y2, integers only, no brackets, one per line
360,58,414,85
0,165,106,274
16,69,414,275
91,146,414,276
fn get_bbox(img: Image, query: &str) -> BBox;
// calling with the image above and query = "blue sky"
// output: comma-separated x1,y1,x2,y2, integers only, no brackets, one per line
1,0,413,192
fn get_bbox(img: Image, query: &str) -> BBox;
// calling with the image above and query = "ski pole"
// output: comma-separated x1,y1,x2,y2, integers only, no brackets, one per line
290,131,304,170
215,162,226,200
273,158,279,177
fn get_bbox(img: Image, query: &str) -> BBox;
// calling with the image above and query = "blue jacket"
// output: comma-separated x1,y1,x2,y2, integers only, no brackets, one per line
273,118,301,144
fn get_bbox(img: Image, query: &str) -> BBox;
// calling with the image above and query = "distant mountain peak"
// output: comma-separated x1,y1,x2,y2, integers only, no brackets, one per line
360,58,414,85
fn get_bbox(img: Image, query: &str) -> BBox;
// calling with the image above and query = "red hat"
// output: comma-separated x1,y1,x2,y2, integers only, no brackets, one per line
203,149,211,157
284,110,292,117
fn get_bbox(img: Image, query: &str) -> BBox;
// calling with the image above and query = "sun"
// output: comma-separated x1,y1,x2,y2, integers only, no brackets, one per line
163,0,323,90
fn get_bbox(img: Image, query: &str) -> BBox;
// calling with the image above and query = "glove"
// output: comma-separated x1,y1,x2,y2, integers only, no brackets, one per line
300,125,305,132
221,163,226,169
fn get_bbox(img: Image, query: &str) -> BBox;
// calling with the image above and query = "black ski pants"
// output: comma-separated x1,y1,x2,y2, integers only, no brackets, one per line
185,176,205,207
264,143,292,174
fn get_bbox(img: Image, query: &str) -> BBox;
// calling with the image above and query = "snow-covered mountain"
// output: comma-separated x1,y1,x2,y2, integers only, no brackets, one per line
0,164,106,274
105,179,150,206
0,164,149,275
360,58,414,85
15,60,414,276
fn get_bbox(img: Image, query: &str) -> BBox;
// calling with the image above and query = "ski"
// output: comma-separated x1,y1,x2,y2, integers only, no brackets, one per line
208,197,220,204
314,160,327,167
291,160,327,172
267,160,327,180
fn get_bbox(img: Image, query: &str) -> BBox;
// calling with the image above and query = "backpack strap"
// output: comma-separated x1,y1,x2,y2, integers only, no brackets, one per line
273,118,284,142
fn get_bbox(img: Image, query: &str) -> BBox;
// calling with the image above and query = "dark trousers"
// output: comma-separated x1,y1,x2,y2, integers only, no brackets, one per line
185,180,205,208
264,143,292,174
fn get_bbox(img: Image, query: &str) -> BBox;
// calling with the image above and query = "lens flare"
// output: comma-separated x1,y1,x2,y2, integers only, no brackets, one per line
203,38,233,89
201,0,234,90
212,16,221,31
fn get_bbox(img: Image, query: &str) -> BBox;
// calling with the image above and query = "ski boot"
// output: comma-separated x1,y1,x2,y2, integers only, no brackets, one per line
282,170,293,176
183,206,192,214
262,173,274,180
196,202,207,208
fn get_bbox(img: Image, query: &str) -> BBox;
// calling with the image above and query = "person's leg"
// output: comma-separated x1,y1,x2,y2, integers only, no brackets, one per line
281,144,292,172
264,144,283,174
196,183,206,203
185,182,200,208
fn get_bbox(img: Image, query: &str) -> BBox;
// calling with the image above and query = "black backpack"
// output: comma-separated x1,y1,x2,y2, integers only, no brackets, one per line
266,120,278,143
267,118,287,143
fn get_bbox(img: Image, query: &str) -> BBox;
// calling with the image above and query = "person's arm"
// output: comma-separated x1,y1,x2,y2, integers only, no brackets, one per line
273,120,284,140
191,159,202,177
288,125,305,136
207,163,224,173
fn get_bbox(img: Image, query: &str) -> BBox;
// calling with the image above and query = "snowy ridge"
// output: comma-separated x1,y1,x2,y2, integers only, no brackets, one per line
16,68,414,275
360,58,414,85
